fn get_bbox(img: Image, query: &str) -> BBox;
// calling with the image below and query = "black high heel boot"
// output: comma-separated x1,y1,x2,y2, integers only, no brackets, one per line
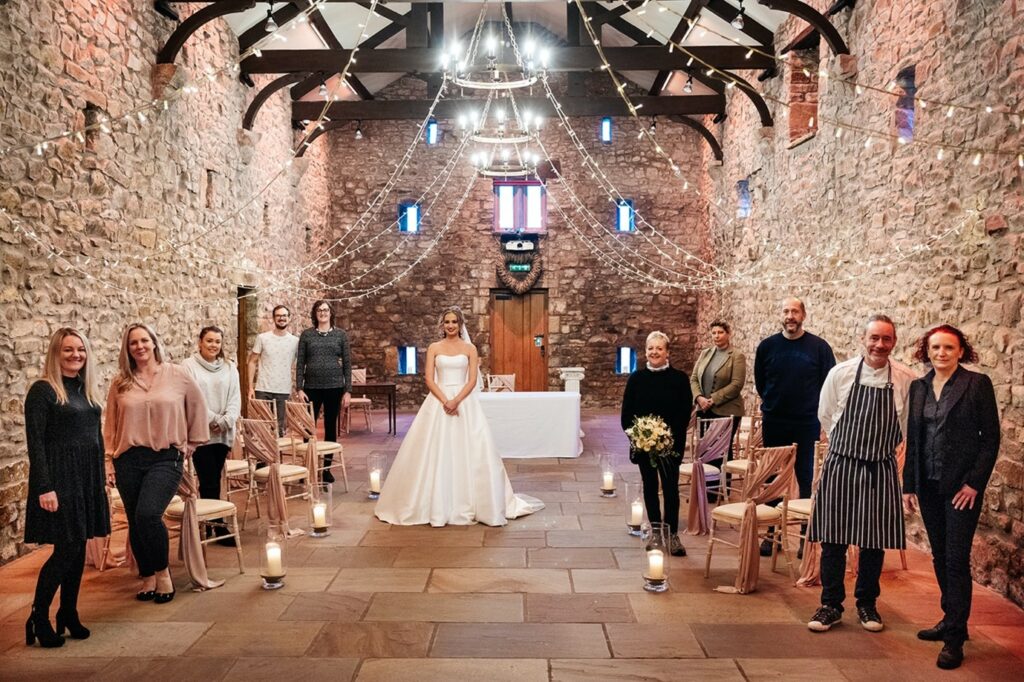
56,610,90,639
25,608,65,648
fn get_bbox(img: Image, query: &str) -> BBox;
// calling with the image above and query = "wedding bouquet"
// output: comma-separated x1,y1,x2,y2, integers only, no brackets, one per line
625,415,676,467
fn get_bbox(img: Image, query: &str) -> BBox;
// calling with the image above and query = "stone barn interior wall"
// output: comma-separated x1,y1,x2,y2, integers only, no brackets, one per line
322,74,708,409
0,1,329,562
701,0,1023,606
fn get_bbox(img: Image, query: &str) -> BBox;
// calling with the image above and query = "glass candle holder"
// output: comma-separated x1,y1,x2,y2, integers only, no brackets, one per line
367,453,387,500
642,521,670,592
599,454,616,497
259,522,287,590
309,481,333,537
624,481,645,536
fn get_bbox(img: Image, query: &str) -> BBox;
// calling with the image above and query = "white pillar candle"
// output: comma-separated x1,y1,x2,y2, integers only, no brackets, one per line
630,500,643,525
312,502,327,528
265,542,283,576
369,469,382,493
602,471,615,490
646,549,665,580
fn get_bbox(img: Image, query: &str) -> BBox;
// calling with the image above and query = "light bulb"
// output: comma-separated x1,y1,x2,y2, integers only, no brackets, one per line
486,35,497,58
355,126,363,140
265,8,277,33
319,82,328,98
731,12,745,29
683,76,693,93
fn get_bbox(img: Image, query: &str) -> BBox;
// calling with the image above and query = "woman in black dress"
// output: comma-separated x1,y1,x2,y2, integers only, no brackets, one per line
24,328,110,648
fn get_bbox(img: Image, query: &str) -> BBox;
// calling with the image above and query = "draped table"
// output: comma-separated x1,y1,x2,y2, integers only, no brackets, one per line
477,391,583,459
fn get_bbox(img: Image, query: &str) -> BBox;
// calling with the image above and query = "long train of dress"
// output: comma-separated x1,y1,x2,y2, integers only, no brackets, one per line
374,354,544,527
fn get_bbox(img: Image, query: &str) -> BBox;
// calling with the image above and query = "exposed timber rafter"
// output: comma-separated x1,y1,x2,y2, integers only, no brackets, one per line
650,0,703,97
243,46,775,73
157,0,255,64
243,72,312,130
292,94,725,121
669,115,723,161
756,0,849,54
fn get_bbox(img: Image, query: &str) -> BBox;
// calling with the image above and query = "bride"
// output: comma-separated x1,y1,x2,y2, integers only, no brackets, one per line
374,306,545,526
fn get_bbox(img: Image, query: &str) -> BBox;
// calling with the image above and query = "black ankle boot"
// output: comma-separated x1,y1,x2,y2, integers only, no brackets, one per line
25,608,65,648
56,609,90,639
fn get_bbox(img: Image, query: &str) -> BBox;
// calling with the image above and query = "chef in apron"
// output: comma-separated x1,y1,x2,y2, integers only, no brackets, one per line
806,315,917,633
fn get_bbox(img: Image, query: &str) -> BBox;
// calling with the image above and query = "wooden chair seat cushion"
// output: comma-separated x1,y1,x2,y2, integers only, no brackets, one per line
786,498,813,518
111,490,181,510
679,462,721,476
253,464,309,482
723,459,752,474
165,497,236,519
224,459,249,475
349,397,372,406
279,439,343,455
711,502,782,523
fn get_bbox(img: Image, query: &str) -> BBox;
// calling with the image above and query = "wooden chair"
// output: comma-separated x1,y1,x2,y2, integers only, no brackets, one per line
239,417,311,529
285,400,348,492
486,373,516,392
787,440,829,579
163,459,245,575
705,445,799,588
248,397,299,458
342,368,373,433
97,487,130,572
722,413,763,501
682,417,735,533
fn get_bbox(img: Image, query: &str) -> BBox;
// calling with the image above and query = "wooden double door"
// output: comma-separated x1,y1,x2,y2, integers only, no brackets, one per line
489,290,548,392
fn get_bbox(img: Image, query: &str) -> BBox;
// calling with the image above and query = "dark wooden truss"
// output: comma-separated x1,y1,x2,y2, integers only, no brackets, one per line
155,0,852,158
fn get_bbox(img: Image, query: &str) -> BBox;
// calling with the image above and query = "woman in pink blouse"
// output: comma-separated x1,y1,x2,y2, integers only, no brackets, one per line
104,323,208,604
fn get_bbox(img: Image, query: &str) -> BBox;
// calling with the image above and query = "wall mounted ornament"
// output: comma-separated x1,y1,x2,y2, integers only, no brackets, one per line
496,233,542,295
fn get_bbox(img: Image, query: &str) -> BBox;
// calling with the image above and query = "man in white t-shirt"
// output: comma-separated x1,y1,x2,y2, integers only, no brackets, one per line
247,304,300,435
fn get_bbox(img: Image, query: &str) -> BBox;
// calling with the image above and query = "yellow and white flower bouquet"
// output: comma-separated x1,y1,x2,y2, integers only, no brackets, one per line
625,415,676,467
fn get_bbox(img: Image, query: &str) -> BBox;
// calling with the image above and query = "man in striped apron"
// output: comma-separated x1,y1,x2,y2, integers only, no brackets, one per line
806,315,917,633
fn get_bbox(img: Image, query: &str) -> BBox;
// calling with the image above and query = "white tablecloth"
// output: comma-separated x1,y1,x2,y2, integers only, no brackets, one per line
477,391,583,459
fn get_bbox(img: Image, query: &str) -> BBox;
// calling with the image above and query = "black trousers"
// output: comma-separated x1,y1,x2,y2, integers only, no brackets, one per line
819,542,885,610
305,387,341,443
33,540,86,615
917,479,983,645
696,411,741,490
762,416,820,499
636,455,681,534
113,447,183,577
192,443,229,501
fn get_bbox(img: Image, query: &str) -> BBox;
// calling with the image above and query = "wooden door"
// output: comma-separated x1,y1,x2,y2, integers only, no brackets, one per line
490,290,548,392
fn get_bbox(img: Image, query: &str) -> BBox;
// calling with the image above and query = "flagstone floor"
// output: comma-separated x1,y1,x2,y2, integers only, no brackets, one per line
2,410,1022,681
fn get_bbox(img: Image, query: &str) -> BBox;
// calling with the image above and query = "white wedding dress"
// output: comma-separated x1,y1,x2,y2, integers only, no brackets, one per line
374,354,545,526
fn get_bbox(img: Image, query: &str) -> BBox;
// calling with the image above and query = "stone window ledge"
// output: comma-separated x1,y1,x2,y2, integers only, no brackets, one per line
787,131,817,150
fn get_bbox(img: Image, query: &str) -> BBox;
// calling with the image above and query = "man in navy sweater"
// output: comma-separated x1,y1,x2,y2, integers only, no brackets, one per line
755,298,835,553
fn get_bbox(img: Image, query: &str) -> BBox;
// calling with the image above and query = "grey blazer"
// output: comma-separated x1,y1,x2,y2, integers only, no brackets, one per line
689,346,747,417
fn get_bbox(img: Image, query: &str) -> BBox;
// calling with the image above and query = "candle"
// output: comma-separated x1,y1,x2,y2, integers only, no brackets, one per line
630,500,643,526
369,469,382,493
602,471,615,491
646,549,665,580
312,502,327,528
265,542,283,577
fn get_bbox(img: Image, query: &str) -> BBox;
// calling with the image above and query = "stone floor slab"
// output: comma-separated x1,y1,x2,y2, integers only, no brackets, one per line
356,657,549,681
525,593,634,623
628,591,799,624
393,547,526,568
428,568,572,593
527,547,617,569
736,658,847,681
302,547,402,568
94,656,236,681
223,657,359,681
365,593,523,622
431,623,610,658
10,621,211,658
605,623,705,658
551,658,744,681
279,592,373,622
360,529,485,547
329,568,431,592
693,623,889,659
187,621,324,657
307,622,434,658
570,569,650,593
0,656,117,680
547,530,642,548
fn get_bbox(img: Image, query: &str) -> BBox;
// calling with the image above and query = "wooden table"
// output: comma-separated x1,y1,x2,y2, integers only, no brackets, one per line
342,382,398,434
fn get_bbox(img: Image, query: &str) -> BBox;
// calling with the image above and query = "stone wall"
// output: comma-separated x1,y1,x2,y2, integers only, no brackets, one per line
701,0,1024,606
0,2,328,562
320,74,707,409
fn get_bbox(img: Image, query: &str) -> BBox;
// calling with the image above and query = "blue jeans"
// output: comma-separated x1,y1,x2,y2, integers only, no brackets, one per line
113,447,183,577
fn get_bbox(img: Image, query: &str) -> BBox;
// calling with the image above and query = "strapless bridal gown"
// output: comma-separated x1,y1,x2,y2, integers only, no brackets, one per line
374,354,545,526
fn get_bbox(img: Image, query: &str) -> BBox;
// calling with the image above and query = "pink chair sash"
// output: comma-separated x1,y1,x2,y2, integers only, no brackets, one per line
285,401,322,485
248,398,276,423
686,418,734,535
176,467,224,590
718,445,796,594
241,418,295,534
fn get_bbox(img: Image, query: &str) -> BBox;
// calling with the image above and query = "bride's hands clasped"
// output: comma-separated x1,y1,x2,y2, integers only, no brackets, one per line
443,398,460,416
